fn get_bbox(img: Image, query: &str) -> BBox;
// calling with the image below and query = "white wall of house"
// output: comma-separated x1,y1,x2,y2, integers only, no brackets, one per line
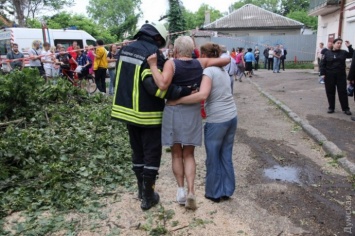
317,11,340,45
315,1,355,48
344,1,355,45
313,0,355,69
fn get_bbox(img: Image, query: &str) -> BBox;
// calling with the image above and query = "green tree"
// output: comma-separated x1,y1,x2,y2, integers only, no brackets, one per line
26,18,42,28
45,12,117,43
232,0,280,13
0,0,72,27
168,0,186,41
87,0,141,40
232,0,255,10
286,10,317,30
232,0,311,16
183,9,196,30
183,3,223,29
281,0,309,15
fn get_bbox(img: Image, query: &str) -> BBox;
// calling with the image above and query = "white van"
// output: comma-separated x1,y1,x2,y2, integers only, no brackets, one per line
0,27,96,69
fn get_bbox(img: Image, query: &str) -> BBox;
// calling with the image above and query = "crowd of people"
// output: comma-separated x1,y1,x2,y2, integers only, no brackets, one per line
3,39,122,94
223,44,287,83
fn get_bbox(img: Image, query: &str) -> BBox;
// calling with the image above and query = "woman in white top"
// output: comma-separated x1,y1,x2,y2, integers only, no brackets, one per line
169,43,237,203
268,47,274,70
41,42,55,82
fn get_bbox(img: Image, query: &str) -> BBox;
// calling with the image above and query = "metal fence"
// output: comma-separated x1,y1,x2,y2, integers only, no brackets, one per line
210,34,317,62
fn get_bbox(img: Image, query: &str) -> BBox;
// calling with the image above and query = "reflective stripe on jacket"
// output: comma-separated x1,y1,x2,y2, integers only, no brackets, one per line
111,38,165,127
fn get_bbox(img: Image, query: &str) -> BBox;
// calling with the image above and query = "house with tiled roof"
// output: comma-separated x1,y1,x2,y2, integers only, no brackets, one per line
203,4,305,37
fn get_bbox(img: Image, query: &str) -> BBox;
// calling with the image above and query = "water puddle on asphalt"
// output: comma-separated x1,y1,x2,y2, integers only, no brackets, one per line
264,165,301,184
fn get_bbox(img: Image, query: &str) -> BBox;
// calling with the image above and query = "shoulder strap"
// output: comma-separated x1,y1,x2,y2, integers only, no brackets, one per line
31,48,38,55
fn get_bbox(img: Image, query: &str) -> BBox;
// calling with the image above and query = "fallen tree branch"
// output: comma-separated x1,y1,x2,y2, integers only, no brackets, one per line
170,225,189,232
0,118,26,127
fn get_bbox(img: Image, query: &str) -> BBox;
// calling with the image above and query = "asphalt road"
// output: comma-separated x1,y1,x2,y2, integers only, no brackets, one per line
248,69,355,164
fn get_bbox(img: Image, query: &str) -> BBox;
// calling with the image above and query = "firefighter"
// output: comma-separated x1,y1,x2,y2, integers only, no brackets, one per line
111,22,192,210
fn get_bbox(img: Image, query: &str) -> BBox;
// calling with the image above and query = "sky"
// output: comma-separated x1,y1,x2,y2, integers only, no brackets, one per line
71,0,235,26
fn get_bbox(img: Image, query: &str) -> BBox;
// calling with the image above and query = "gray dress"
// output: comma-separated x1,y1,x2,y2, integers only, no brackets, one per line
161,59,204,146
162,104,202,146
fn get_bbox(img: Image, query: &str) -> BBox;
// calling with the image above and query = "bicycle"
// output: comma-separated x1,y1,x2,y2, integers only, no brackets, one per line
61,67,97,94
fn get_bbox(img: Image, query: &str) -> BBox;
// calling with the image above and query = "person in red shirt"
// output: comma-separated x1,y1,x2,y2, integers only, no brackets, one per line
67,41,78,71
67,41,78,59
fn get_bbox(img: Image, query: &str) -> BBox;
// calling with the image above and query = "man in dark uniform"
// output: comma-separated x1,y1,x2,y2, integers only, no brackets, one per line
320,38,353,115
111,22,192,210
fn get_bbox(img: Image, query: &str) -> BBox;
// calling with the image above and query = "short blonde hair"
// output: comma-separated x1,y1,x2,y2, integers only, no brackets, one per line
174,36,194,58
50,46,56,53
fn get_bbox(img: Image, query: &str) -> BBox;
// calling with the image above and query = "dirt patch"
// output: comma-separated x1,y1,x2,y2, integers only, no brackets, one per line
308,115,355,161
237,128,355,235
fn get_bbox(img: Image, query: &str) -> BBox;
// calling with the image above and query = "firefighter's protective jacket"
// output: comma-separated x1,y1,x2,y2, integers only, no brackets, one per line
111,37,166,127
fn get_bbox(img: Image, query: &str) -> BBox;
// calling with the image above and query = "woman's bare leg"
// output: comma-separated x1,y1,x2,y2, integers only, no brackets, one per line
182,145,196,195
171,144,184,187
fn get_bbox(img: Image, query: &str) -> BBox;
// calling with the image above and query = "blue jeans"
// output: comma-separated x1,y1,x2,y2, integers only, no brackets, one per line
264,57,268,69
273,57,280,72
108,68,116,95
204,116,237,198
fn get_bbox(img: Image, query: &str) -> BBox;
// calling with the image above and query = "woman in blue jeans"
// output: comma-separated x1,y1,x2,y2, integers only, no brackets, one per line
169,42,237,202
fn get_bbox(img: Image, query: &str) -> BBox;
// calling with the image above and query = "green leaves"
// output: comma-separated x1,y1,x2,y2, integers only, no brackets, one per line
0,71,133,222
45,12,118,43
286,10,318,30
183,4,223,30
168,0,186,41
0,68,45,121
87,0,141,40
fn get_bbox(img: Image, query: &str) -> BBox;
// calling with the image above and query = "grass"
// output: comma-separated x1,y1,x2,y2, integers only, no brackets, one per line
284,62,314,69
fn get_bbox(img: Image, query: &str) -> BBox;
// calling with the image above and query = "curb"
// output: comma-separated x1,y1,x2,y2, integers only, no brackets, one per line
248,79,355,175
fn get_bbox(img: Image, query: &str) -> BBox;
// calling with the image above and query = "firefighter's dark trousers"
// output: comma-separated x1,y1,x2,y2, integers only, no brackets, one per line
126,124,162,179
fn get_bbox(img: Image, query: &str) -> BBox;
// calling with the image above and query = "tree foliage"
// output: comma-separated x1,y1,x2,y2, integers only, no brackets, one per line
183,3,223,29
167,0,186,41
287,10,317,30
43,12,117,43
231,0,316,29
280,0,310,15
232,0,281,14
0,69,133,222
87,0,141,40
0,0,72,27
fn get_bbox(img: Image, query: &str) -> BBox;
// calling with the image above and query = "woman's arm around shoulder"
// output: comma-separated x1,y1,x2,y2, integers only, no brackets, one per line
198,57,230,68
168,75,212,105
147,53,174,91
